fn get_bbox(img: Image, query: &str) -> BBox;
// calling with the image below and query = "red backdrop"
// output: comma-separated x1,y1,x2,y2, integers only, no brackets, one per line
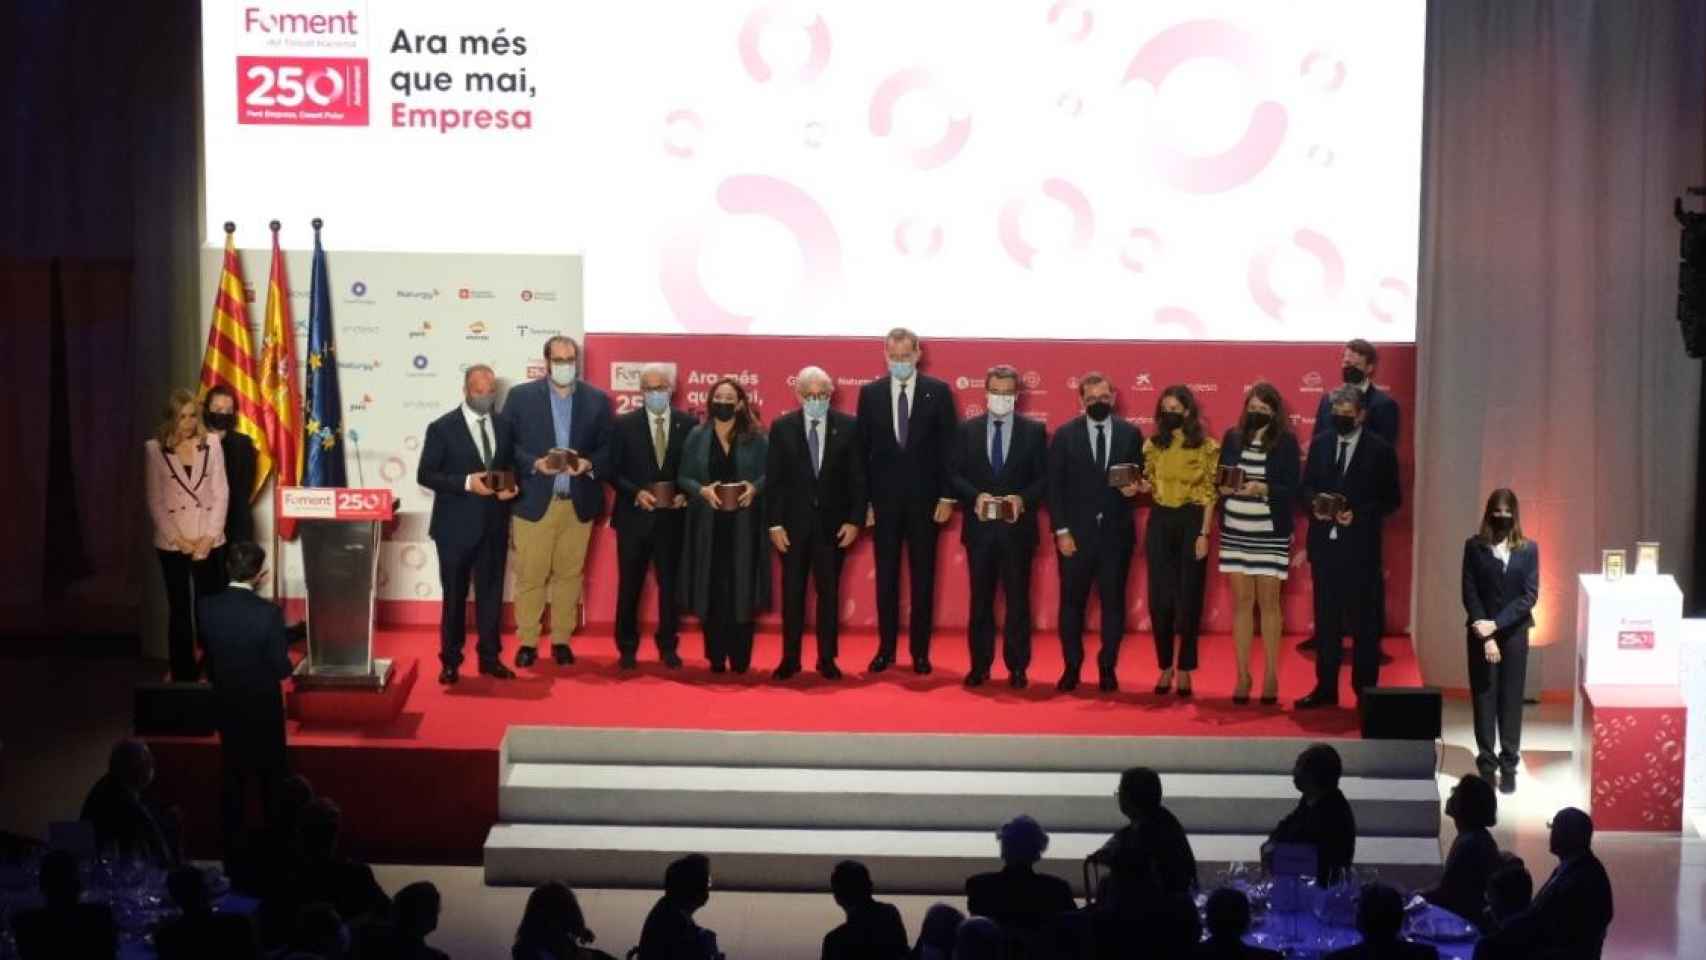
575,335,1416,637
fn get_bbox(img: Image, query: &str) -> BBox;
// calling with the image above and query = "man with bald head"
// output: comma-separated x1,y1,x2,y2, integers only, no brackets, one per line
1474,807,1613,960
766,366,866,680
417,364,519,684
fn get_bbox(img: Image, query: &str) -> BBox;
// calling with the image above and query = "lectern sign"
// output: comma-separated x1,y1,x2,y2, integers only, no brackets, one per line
1617,628,1657,651
279,486,395,521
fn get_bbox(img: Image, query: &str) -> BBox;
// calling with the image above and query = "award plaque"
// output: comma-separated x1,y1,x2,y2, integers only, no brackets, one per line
486,469,517,493
1106,463,1142,488
545,447,583,472
1635,541,1660,575
649,480,678,506
1602,549,1627,582
1312,492,1348,519
715,482,744,511
1216,464,1247,490
979,497,1017,522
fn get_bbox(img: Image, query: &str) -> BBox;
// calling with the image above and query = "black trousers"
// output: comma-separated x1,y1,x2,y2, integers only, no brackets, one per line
216,695,287,846
872,497,941,661
967,534,1035,674
1057,532,1133,673
614,519,683,659
1467,627,1528,772
1146,505,1206,671
157,547,227,681
1311,553,1382,695
780,523,843,667
704,591,755,672
435,525,508,669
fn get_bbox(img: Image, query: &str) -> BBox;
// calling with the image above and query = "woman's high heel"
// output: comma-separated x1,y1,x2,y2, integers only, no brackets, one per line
1232,673,1252,705
1153,669,1174,695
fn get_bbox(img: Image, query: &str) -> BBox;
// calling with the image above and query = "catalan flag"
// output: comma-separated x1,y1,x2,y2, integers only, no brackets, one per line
258,226,303,488
197,229,273,500
303,222,347,487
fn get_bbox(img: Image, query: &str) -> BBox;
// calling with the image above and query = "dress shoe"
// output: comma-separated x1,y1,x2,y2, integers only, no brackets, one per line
772,661,801,681
912,658,933,675
963,670,988,688
1056,671,1080,693
1294,690,1339,710
1100,670,1120,693
1009,671,1028,690
515,647,538,668
1499,769,1517,795
868,653,894,673
438,667,459,685
479,660,516,680
552,643,575,666
731,664,749,675
818,662,842,680
661,652,684,669
618,654,639,670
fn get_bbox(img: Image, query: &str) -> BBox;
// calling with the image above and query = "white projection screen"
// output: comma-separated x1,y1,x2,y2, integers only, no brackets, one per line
201,0,1424,341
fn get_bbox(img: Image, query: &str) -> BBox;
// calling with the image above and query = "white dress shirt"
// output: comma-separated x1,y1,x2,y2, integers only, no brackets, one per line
462,402,496,491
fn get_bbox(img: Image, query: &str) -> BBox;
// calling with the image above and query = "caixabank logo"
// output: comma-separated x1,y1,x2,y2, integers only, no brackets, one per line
236,5,369,126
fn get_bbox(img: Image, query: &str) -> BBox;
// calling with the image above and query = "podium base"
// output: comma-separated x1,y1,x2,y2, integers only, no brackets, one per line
293,657,395,691
289,657,417,728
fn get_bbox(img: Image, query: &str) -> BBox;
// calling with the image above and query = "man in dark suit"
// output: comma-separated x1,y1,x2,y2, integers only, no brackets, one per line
197,541,294,845
607,363,695,669
507,335,614,669
1475,808,1613,960
416,365,520,684
855,327,959,675
1302,338,1399,656
949,365,1048,688
822,860,909,960
767,366,866,680
79,739,178,866
1297,385,1401,708
1047,372,1145,692
204,384,258,544
638,853,721,960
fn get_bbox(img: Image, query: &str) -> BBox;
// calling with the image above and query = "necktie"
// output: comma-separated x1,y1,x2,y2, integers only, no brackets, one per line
652,415,667,469
897,384,910,448
1336,439,1349,475
808,419,821,477
991,419,1005,475
478,417,493,470
1095,423,1107,472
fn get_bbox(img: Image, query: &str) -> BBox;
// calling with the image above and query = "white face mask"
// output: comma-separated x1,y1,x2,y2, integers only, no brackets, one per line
549,362,577,387
986,394,1016,417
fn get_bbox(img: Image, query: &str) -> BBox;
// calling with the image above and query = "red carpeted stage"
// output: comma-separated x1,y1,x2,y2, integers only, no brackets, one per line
147,627,1420,865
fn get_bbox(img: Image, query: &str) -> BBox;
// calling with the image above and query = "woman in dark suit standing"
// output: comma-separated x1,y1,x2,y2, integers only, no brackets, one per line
678,377,770,674
1461,488,1539,794
203,385,258,545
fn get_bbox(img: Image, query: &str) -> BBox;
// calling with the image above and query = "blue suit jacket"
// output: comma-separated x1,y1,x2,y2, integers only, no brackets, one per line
506,378,614,523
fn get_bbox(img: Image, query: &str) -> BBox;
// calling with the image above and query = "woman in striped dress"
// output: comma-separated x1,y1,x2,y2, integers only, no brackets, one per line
1216,382,1302,704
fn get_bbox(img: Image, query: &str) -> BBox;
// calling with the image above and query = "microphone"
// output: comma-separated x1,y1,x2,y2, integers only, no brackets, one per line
348,428,367,486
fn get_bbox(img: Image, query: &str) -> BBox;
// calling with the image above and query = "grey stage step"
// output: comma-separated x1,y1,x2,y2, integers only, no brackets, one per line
499,763,1441,837
483,823,1445,894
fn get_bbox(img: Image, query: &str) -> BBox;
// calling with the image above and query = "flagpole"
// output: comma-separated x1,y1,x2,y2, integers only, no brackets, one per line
268,219,285,611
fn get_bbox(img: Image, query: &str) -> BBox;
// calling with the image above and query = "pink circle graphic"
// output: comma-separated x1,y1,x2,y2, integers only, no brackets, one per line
869,68,972,170
1155,306,1206,337
998,177,1094,270
664,109,705,158
1247,228,1346,321
1124,20,1288,194
1120,227,1163,272
893,218,944,258
1300,51,1347,92
379,456,406,482
1057,92,1084,117
1367,276,1413,325
1306,144,1335,167
738,6,831,84
659,174,844,333
400,544,429,570
1047,1,1094,42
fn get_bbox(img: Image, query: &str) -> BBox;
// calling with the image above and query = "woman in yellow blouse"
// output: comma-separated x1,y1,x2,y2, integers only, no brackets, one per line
1143,385,1218,696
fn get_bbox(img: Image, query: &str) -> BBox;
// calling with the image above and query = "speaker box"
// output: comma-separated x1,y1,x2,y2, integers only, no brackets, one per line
133,682,218,736
1359,686,1442,740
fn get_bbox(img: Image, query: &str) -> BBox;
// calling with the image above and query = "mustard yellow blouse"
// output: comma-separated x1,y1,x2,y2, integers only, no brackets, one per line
1142,436,1220,509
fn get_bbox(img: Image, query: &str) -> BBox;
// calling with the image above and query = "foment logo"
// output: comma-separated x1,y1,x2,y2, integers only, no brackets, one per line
243,8,361,35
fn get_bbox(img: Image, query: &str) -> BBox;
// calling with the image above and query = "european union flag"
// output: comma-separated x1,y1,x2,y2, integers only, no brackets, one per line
303,221,347,487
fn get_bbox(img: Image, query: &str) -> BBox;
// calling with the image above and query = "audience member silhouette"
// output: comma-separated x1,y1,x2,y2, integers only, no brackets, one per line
1262,743,1356,885
822,859,909,960
638,853,722,960
281,798,391,925
1193,888,1281,959
950,917,1004,960
1473,808,1612,960
352,880,452,960
910,903,965,960
78,738,177,865
283,901,351,960
1476,856,1532,942
1324,883,1437,959
1091,766,1199,908
1420,774,1500,928
965,815,1077,935
1145,892,1204,959
513,880,616,960
154,865,261,960
8,849,118,960
230,773,316,898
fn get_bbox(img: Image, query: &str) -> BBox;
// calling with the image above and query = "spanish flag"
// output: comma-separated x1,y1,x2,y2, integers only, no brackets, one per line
197,228,273,500
258,226,303,488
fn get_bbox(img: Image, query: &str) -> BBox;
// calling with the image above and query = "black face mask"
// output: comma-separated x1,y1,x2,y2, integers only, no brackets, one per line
1085,400,1112,422
1332,414,1358,436
709,402,738,423
1488,514,1514,537
1157,411,1184,433
1341,364,1367,386
205,412,237,432
1242,412,1272,434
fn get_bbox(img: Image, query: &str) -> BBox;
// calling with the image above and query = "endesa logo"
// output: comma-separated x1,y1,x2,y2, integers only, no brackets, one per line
238,56,369,125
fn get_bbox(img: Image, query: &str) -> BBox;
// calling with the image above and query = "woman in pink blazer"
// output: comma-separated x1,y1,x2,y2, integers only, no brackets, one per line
145,387,230,681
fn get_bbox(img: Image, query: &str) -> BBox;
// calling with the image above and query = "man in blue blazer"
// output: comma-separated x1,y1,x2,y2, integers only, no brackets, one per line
505,336,614,669
416,365,519,684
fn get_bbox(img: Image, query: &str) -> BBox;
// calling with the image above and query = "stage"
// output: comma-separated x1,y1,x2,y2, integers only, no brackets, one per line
146,627,1422,865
